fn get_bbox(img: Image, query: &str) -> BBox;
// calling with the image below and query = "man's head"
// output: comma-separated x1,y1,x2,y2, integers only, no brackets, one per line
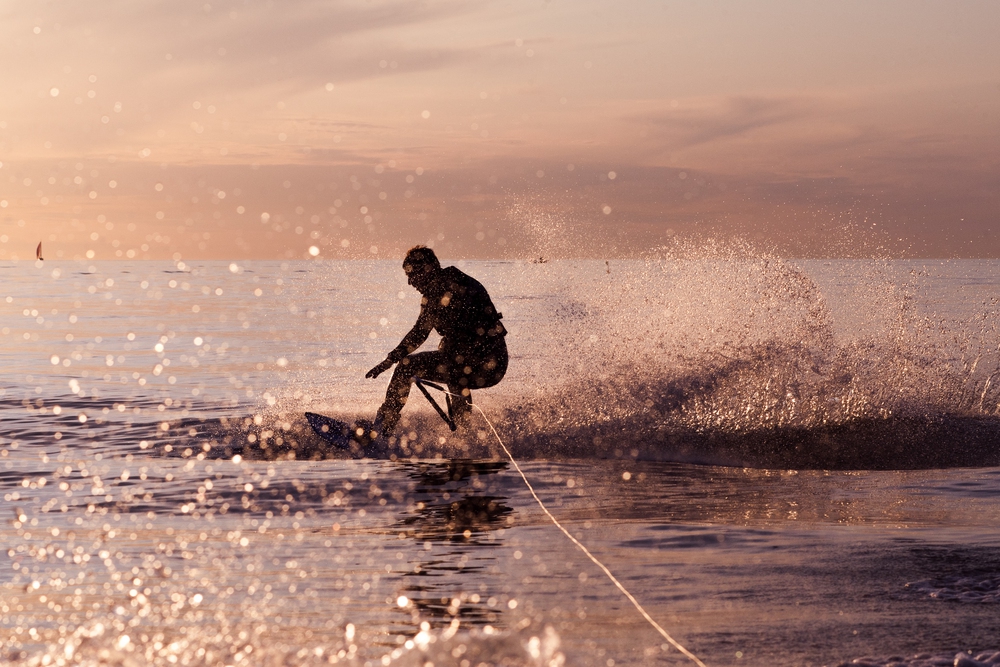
403,245,441,292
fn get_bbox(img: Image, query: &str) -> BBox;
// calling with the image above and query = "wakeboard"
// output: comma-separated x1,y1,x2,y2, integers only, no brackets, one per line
304,412,355,448
304,412,382,452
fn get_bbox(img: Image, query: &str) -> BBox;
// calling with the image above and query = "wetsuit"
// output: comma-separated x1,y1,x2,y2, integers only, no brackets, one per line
376,266,507,435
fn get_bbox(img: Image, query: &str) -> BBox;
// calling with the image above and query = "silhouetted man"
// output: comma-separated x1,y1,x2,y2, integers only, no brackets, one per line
366,246,508,438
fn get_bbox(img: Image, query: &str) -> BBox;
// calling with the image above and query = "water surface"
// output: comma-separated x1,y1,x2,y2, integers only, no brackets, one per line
2,258,1000,666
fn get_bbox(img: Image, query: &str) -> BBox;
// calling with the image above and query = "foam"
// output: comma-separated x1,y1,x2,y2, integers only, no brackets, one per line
840,650,1000,667
905,575,1000,603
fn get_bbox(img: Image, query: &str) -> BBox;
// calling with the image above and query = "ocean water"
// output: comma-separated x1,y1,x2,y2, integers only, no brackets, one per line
2,255,1000,667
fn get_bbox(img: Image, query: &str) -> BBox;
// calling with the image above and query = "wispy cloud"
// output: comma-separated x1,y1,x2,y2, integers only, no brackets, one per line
638,96,818,151
0,0,493,156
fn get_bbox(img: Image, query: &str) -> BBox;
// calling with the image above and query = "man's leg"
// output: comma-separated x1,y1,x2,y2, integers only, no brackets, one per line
375,351,450,436
445,342,508,426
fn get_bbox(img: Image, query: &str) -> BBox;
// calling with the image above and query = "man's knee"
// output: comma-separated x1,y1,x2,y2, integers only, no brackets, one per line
390,359,416,382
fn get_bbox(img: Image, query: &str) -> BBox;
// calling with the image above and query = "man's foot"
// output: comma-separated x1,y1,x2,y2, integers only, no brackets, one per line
448,396,474,430
452,408,475,431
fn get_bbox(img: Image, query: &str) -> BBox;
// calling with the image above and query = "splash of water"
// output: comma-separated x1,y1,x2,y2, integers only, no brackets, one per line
120,243,1000,469
486,241,1000,468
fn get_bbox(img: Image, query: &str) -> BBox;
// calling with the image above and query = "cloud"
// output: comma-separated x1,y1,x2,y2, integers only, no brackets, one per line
0,0,493,156
639,96,819,151
5,0,485,68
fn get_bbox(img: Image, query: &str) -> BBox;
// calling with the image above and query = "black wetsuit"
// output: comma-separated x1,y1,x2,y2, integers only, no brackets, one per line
376,266,507,434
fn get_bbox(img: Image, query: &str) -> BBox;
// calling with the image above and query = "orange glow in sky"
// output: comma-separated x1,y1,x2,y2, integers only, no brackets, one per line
2,1,999,260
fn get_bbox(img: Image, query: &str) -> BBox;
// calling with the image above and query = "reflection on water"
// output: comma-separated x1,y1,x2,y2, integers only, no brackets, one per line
3,454,1000,665
395,461,513,629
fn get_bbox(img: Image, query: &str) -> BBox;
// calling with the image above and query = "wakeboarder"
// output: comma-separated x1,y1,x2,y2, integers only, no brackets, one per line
364,246,508,440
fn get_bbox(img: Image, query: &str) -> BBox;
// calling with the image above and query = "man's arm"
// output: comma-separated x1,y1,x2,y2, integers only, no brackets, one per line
365,310,433,379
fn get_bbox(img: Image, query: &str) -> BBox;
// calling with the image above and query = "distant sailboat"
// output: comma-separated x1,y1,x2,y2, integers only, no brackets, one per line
36,242,43,261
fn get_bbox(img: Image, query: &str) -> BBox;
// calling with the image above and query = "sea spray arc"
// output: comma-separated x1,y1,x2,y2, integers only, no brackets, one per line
460,396,709,667
202,255,1000,469
485,253,1000,470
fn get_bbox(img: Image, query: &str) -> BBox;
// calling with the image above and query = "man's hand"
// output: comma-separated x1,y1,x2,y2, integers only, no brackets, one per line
366,358,394,379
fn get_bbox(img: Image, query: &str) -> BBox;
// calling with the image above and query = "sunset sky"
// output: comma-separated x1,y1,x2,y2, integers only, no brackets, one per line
1,0,998,260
